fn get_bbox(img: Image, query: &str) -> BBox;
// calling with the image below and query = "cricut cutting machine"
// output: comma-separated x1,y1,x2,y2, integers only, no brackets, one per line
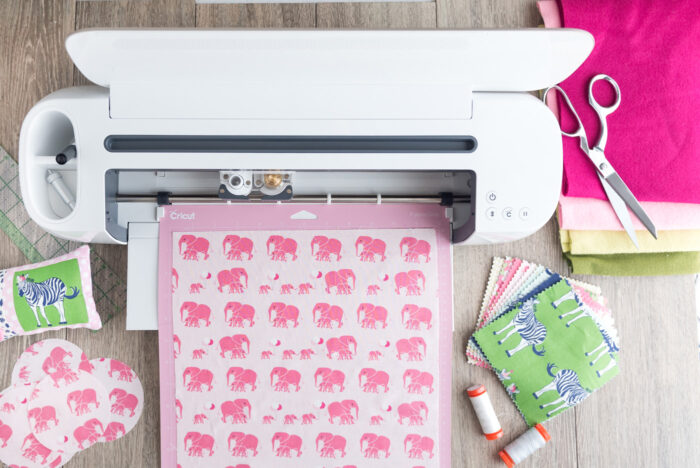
18,29,592,329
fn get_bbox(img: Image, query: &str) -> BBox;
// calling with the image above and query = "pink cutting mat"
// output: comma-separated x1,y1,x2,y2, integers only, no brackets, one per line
158,204,453,467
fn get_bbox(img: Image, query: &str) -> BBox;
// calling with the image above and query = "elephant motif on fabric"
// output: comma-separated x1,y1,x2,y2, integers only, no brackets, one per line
271,432,303,457
267,236,298,261
221,399,252,424
219,335,250,359
403,369,434,394
227,431,258,457
270,367,302,392
314,367,346,393
316,432,347,458
400,304,432,330
67,388,100,416
73,419,104,450
268,302,300,328
404,434,434,459
356,303,388,329
224,302,255,328
223,235,254,260
180,302,211,328
397,401,428,425
311,236,343,261
27,406,58,433
324,269,356,295
109,388,138,417
184,431,215,457
217,268,249,294
394,270,426,296
183,367,214,392
103,421,126,442
358,368,389,393
326,336,357,360
360,433,391,458
313,303,344,328
355,236,387,262
396,337,427,361
399,237,431,263
226,367,257,391
21,433,52,463
178,235,210,261
327,400,359,424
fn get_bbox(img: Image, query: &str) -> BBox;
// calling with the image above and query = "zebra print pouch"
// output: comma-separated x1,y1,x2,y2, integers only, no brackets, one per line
472,279,619,426
0,246,101,340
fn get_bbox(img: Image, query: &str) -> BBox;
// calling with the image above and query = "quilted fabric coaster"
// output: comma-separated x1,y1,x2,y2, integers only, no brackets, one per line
472,279,619,426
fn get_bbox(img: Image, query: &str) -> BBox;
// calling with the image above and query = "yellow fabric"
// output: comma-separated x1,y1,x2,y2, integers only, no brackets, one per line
560,229,700,255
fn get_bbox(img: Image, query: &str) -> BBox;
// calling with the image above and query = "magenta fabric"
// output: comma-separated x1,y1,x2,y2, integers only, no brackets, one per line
558,0,700,203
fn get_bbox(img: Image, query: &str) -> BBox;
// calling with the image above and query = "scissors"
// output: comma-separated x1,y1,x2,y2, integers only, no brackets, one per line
543,74,657,248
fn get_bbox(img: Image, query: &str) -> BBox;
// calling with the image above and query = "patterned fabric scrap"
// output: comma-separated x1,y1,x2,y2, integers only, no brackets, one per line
472,280,619,426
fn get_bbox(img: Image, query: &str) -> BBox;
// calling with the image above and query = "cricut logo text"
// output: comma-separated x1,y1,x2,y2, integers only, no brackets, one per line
170,211,195,221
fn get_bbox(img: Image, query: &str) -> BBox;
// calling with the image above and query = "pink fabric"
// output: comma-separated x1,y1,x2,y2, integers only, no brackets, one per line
555,0,700,203
158,204,453,467
558,195,700,231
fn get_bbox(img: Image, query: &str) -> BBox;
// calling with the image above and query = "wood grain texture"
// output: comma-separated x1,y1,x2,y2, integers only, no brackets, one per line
196,3,316,27
316,2,436,28
2,0,700,467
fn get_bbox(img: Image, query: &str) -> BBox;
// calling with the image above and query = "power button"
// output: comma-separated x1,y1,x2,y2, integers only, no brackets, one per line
486,191,497,203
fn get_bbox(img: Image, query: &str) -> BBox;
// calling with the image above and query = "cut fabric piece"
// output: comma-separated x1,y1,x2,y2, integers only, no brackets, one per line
554,0,700,203
473,280,618,426
566,252,700,276
158,204,453,467
466,257,611,369
557,196,700,231
561,229,700,255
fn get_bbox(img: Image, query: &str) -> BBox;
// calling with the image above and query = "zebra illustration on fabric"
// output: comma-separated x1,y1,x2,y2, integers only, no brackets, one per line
492,298,546,357
16,275,80,327
585,322,620,378
551,289,590,327
533,363,591,417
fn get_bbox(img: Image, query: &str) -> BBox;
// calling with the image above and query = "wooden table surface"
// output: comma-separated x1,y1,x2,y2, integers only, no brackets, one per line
1,1,698,467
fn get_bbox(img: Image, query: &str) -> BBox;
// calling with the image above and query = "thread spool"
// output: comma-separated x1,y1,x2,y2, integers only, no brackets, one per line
499,424,551,467
467,384,503,440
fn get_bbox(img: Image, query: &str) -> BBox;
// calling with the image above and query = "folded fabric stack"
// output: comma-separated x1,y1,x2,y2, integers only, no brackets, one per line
539,0,700,276
467,257,618,426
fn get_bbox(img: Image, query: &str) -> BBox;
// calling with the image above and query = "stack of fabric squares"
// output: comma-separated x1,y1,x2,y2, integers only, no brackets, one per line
467,258,618,426
538,0,700,275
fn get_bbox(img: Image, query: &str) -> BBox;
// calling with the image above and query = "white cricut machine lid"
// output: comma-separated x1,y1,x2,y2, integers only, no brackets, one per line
66,29,593,120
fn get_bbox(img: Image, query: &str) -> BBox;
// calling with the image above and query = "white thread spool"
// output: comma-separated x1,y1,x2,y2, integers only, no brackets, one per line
499,424,551,467
467,384,503,440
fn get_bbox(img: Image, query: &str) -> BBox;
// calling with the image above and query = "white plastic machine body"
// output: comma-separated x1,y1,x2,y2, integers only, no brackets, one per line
18,29,593,329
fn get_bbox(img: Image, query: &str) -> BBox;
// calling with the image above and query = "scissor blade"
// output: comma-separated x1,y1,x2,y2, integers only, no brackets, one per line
605,173,658,238
598,174,639,249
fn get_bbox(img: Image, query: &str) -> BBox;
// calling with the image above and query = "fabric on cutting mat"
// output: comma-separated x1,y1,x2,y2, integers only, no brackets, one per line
554,0,700,203
157,204,453,468
565,251,700,276
473,279,618,426
560,229,700,255
557,196,700,232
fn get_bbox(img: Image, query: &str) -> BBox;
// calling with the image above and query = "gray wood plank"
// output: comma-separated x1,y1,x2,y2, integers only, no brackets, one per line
437,0,540,28
316,2,437,28
0,0,76,159
196,3,316,27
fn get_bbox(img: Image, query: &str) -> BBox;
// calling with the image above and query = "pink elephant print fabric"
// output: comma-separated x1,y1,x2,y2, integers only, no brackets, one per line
169,228,445,467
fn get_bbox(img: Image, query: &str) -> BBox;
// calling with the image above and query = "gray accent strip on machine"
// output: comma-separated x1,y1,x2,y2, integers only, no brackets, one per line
104,135,477,153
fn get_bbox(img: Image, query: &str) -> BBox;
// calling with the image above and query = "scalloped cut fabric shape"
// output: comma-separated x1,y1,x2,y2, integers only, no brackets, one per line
556,0,700,203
